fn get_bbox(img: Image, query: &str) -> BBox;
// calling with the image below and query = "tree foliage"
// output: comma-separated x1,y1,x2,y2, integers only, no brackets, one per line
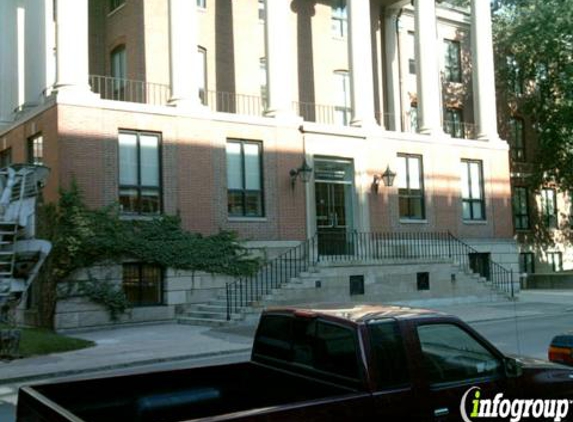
35,182,261,327
493,0,573,190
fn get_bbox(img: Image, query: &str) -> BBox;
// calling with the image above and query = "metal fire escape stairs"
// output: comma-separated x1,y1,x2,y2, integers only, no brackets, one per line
0,165,51,308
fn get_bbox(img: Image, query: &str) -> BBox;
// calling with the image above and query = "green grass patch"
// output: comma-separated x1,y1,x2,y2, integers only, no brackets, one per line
2,326,95,358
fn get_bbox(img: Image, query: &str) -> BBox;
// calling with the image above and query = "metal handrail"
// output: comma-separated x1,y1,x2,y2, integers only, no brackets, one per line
89,75,171,106
226,231,514,320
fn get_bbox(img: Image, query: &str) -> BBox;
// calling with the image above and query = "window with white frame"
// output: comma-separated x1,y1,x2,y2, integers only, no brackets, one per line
409,104,418,133
111,45,127,100
198,47,207,105
397,154,425,220
444,108,464,139
547,252,562,272
331,0,347,38
444,39,462,83
519,252,535,274
227,140,264,217
509,117,525,161
118,131,161,215
334,70,351,126
461,160,485,221
260,58,268,108
540,188,557,228
27,133,43,166
512,187,530,230
196,0,206,9
408,32,416,75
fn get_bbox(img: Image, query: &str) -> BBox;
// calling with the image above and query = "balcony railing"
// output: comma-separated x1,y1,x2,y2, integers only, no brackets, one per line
205,90,264,116
443,120,478,139
89,75,171,106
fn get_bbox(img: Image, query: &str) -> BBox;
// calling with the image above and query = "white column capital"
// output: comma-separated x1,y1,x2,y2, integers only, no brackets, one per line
168,0,203,109
264,0,294,118
348,0,377,128
53,0,93,100
471,0,499,141
414,0,443,136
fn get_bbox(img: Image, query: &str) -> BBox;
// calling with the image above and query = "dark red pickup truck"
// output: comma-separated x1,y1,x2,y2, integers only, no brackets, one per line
16,305,573,422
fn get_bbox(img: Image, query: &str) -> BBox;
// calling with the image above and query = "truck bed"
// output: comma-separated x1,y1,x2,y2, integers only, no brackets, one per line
17,361,359,422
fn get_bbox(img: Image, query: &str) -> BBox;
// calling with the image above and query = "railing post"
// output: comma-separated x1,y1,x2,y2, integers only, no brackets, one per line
510,269,514,298
226,282,231,321
447,231,452,259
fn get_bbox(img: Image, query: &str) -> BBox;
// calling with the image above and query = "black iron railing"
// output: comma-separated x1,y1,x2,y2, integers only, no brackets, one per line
90,75,171,106
226,231,514,320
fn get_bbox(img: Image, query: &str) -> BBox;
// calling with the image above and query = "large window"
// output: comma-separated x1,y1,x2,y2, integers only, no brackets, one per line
409,104,418,133
227,140,264,217
444,108,464,139
444,39,462,83
397,154,425,220
334,70,351,126
0,148,12,168
509,117,525,161
461,160,485,221
331,0,347,38
197,0,206,9
408,32,416,75
540,188,557,228
368,320,410,390
111,45,127,100
519,252,535,274
27,133,43,165
417,323,502,385
512,187,530,230
547,252,563,272
118,131,161,215
123,263,163,306
198,47,207,105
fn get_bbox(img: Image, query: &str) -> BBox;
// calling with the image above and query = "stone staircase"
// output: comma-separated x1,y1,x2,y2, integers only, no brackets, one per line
176,258,510,327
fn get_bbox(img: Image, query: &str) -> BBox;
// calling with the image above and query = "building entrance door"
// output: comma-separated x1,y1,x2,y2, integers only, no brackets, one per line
314,159,354,256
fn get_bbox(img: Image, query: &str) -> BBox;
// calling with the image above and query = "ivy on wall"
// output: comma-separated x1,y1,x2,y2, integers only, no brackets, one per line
35,182,261,327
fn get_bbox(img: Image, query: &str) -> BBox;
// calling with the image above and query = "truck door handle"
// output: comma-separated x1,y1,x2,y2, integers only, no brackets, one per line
434,407,449,417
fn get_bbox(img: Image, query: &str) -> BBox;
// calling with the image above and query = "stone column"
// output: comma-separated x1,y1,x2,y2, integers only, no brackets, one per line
53,0,92,98
264,0,293,117
384,8,402,132
414,0,442,135
168,0,201,108
471,0,499,141
0,0,18,125
348,0,376,127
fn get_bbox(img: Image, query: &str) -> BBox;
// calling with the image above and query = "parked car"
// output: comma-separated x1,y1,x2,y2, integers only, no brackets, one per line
549,332,573,366
17,304,573,422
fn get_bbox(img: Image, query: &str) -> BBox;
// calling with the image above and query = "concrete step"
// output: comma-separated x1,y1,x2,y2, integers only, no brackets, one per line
177,316,229,327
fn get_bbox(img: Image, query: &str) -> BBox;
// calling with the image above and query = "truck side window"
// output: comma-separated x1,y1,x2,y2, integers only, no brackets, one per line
417,324,503,385
254,314,293,361
314,321,359,380
367,320,410,390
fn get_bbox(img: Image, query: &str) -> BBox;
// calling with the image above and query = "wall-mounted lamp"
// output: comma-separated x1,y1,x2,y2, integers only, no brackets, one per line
290,157,313,188
372,165,397,193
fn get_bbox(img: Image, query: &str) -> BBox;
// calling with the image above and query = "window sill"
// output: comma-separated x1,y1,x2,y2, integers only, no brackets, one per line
399,219,427,224
462,220,487,225
228,217,267,223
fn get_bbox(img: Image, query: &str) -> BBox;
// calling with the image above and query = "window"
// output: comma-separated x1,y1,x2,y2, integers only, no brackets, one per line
540,188,557,228
260,58,268,108
109,0,125,12
408,32,416,74
397,154,425,220
444,39,462,83
444,108,464,138
27,134,43,165
227,140,264,217
198,47,207,105
512,187,530,230
258,0,265,21
197,0,206,9
331,0,347,38
461,160,485,221
509,118,525,161
122,263,163,306
368,320,410,390
417,323,502,385
409,104,418,133
547,252,563,272
0,148,12,168
118,131,161,215
519,252,535,274
334,70,351,126
111,45,127,100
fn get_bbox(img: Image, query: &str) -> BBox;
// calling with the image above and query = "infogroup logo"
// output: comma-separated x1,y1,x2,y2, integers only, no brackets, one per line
460,387,571,422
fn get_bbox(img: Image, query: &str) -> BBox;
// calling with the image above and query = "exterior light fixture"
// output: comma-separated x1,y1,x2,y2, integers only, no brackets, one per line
372,165,397,193
290,158,313,187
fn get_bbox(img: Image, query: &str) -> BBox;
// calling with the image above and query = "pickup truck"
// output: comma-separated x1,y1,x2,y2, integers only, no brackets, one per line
16,304,573,422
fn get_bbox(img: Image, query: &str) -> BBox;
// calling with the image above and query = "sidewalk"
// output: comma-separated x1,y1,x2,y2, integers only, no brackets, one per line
1,289,571,385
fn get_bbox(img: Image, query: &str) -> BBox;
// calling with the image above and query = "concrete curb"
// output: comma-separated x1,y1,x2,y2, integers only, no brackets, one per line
0,347,252,386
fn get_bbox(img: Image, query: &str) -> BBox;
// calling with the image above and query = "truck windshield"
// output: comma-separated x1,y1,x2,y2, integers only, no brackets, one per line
253,314,361,383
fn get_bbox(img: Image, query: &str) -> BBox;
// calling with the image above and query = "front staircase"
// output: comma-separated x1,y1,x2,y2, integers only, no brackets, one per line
176,232,516,326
